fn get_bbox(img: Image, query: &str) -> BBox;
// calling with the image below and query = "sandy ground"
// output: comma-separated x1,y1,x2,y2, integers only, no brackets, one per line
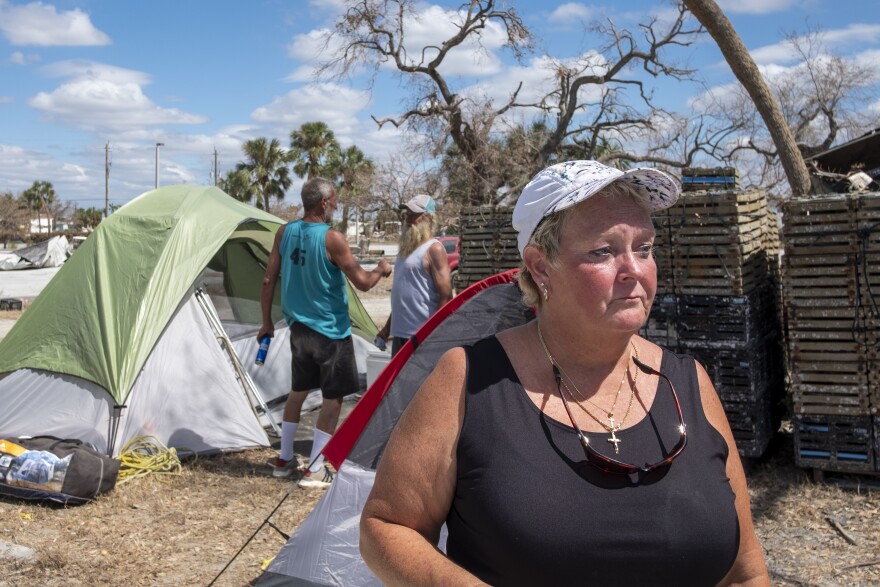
0,266,60,339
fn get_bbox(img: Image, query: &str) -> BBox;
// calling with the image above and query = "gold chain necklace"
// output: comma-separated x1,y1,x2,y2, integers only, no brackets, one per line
537,322,639,454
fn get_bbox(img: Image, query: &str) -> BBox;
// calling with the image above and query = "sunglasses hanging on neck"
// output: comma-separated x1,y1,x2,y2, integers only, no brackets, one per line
554,355,688,475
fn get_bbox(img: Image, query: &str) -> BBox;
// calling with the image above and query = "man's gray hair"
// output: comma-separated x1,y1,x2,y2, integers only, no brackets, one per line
302,177,336,210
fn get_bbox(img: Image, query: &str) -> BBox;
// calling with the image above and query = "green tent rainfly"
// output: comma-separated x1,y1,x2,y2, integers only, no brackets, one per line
0,185,378,456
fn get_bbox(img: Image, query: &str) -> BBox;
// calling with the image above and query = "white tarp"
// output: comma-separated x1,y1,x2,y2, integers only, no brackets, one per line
0,236,70,271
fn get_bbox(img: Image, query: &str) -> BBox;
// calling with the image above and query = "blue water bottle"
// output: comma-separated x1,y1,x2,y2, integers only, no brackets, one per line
255,335,271,365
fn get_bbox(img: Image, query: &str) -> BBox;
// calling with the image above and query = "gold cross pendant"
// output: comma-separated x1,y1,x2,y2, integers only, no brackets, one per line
607,427,621,454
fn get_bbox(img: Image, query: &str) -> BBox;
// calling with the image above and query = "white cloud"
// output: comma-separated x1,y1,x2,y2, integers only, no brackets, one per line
819,24,880,50
251,82,371,134
0,0,111,46
284,65,319,83
405,5,506,77
688,81,741,112
0,144,89,194
9,51,25,64
462,51,607,115
27,60,207,132
308,0,346,10
716,0,797,14
854,49,880,76
749,42,800,65
289,5,507,81
41,60,151,85
738,24,880,67
288,27,335,61
0,96,12,104
548,3,593,24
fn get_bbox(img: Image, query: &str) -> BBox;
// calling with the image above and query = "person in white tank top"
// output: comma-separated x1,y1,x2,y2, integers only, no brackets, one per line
377,194,453,356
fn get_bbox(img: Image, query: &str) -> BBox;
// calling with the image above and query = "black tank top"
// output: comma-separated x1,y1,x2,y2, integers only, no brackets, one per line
446,336,739,586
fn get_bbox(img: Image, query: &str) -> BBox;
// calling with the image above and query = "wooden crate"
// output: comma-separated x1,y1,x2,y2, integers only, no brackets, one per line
782,196,858,237
790,380,872,416
458,206,519,287
794,414,875,473
681,335,783,402
641,294,678,349
669,189,766,218
722,395,777,459
782,232,860,257
787,305,875,332
782,290,859,308
672,252,769,296
652,210,677,295
675,286,777,344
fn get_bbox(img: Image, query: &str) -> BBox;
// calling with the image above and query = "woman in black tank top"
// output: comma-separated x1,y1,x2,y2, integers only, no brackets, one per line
360,161,769,586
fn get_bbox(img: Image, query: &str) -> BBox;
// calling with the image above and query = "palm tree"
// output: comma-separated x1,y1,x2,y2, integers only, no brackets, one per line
74,207,103,230
289,121,341,180
22,180,56,234
335,145,375,234
235,138,292,210
219,169,259,206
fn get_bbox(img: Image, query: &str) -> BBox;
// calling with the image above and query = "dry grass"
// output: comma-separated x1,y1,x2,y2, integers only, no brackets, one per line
748,434,880,586
0,447,322,587
1,435,879,586
0,310,24,321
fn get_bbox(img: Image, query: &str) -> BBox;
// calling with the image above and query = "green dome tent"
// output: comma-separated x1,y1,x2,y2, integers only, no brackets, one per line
0,185,377,456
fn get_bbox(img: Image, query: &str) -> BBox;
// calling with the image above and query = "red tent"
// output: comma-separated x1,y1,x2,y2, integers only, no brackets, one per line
257,270,534,586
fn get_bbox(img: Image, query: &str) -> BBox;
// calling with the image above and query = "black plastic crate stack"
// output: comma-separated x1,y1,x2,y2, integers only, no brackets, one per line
681,167,739,192
457,206,519,289
645,189,784,458
782,193,880,474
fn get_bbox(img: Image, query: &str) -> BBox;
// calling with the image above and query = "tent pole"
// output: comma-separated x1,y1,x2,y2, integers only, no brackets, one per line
194,289,281,436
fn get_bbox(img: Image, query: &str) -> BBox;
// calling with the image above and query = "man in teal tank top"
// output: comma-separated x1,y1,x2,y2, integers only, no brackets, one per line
259,178,392,487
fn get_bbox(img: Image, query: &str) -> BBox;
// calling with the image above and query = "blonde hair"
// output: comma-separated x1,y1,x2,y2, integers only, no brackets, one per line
517,181,652,308
398,213,435,257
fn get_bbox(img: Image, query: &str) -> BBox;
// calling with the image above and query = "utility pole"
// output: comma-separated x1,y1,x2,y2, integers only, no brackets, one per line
155,142,164,189
213,148,219,186
104,142,110,218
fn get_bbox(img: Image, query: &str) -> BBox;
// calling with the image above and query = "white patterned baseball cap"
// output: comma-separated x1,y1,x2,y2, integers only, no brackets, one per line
512,160,680,255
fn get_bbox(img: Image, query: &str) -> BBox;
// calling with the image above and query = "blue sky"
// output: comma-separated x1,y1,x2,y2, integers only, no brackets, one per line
0,0,878,210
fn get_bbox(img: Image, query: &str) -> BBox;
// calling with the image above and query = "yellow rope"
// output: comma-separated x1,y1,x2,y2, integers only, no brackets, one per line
116,435,185,484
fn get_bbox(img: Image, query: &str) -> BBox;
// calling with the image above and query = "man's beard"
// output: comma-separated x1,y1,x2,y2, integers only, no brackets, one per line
398,219,433,257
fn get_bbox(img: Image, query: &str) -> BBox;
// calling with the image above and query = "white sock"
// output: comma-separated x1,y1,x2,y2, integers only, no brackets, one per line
280,421,299,462
309,428,332,473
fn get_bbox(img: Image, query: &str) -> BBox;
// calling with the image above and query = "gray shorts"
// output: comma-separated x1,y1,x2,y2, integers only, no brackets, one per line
289,322,358,400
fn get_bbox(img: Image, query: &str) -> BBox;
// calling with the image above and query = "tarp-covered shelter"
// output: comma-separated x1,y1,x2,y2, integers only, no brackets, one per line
0,185,377,456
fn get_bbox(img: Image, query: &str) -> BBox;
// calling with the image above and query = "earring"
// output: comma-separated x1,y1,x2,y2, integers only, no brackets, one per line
540,282,549,302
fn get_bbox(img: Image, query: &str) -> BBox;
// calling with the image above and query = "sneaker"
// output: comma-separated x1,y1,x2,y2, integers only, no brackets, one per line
298,464,335,489
272,456,304,478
